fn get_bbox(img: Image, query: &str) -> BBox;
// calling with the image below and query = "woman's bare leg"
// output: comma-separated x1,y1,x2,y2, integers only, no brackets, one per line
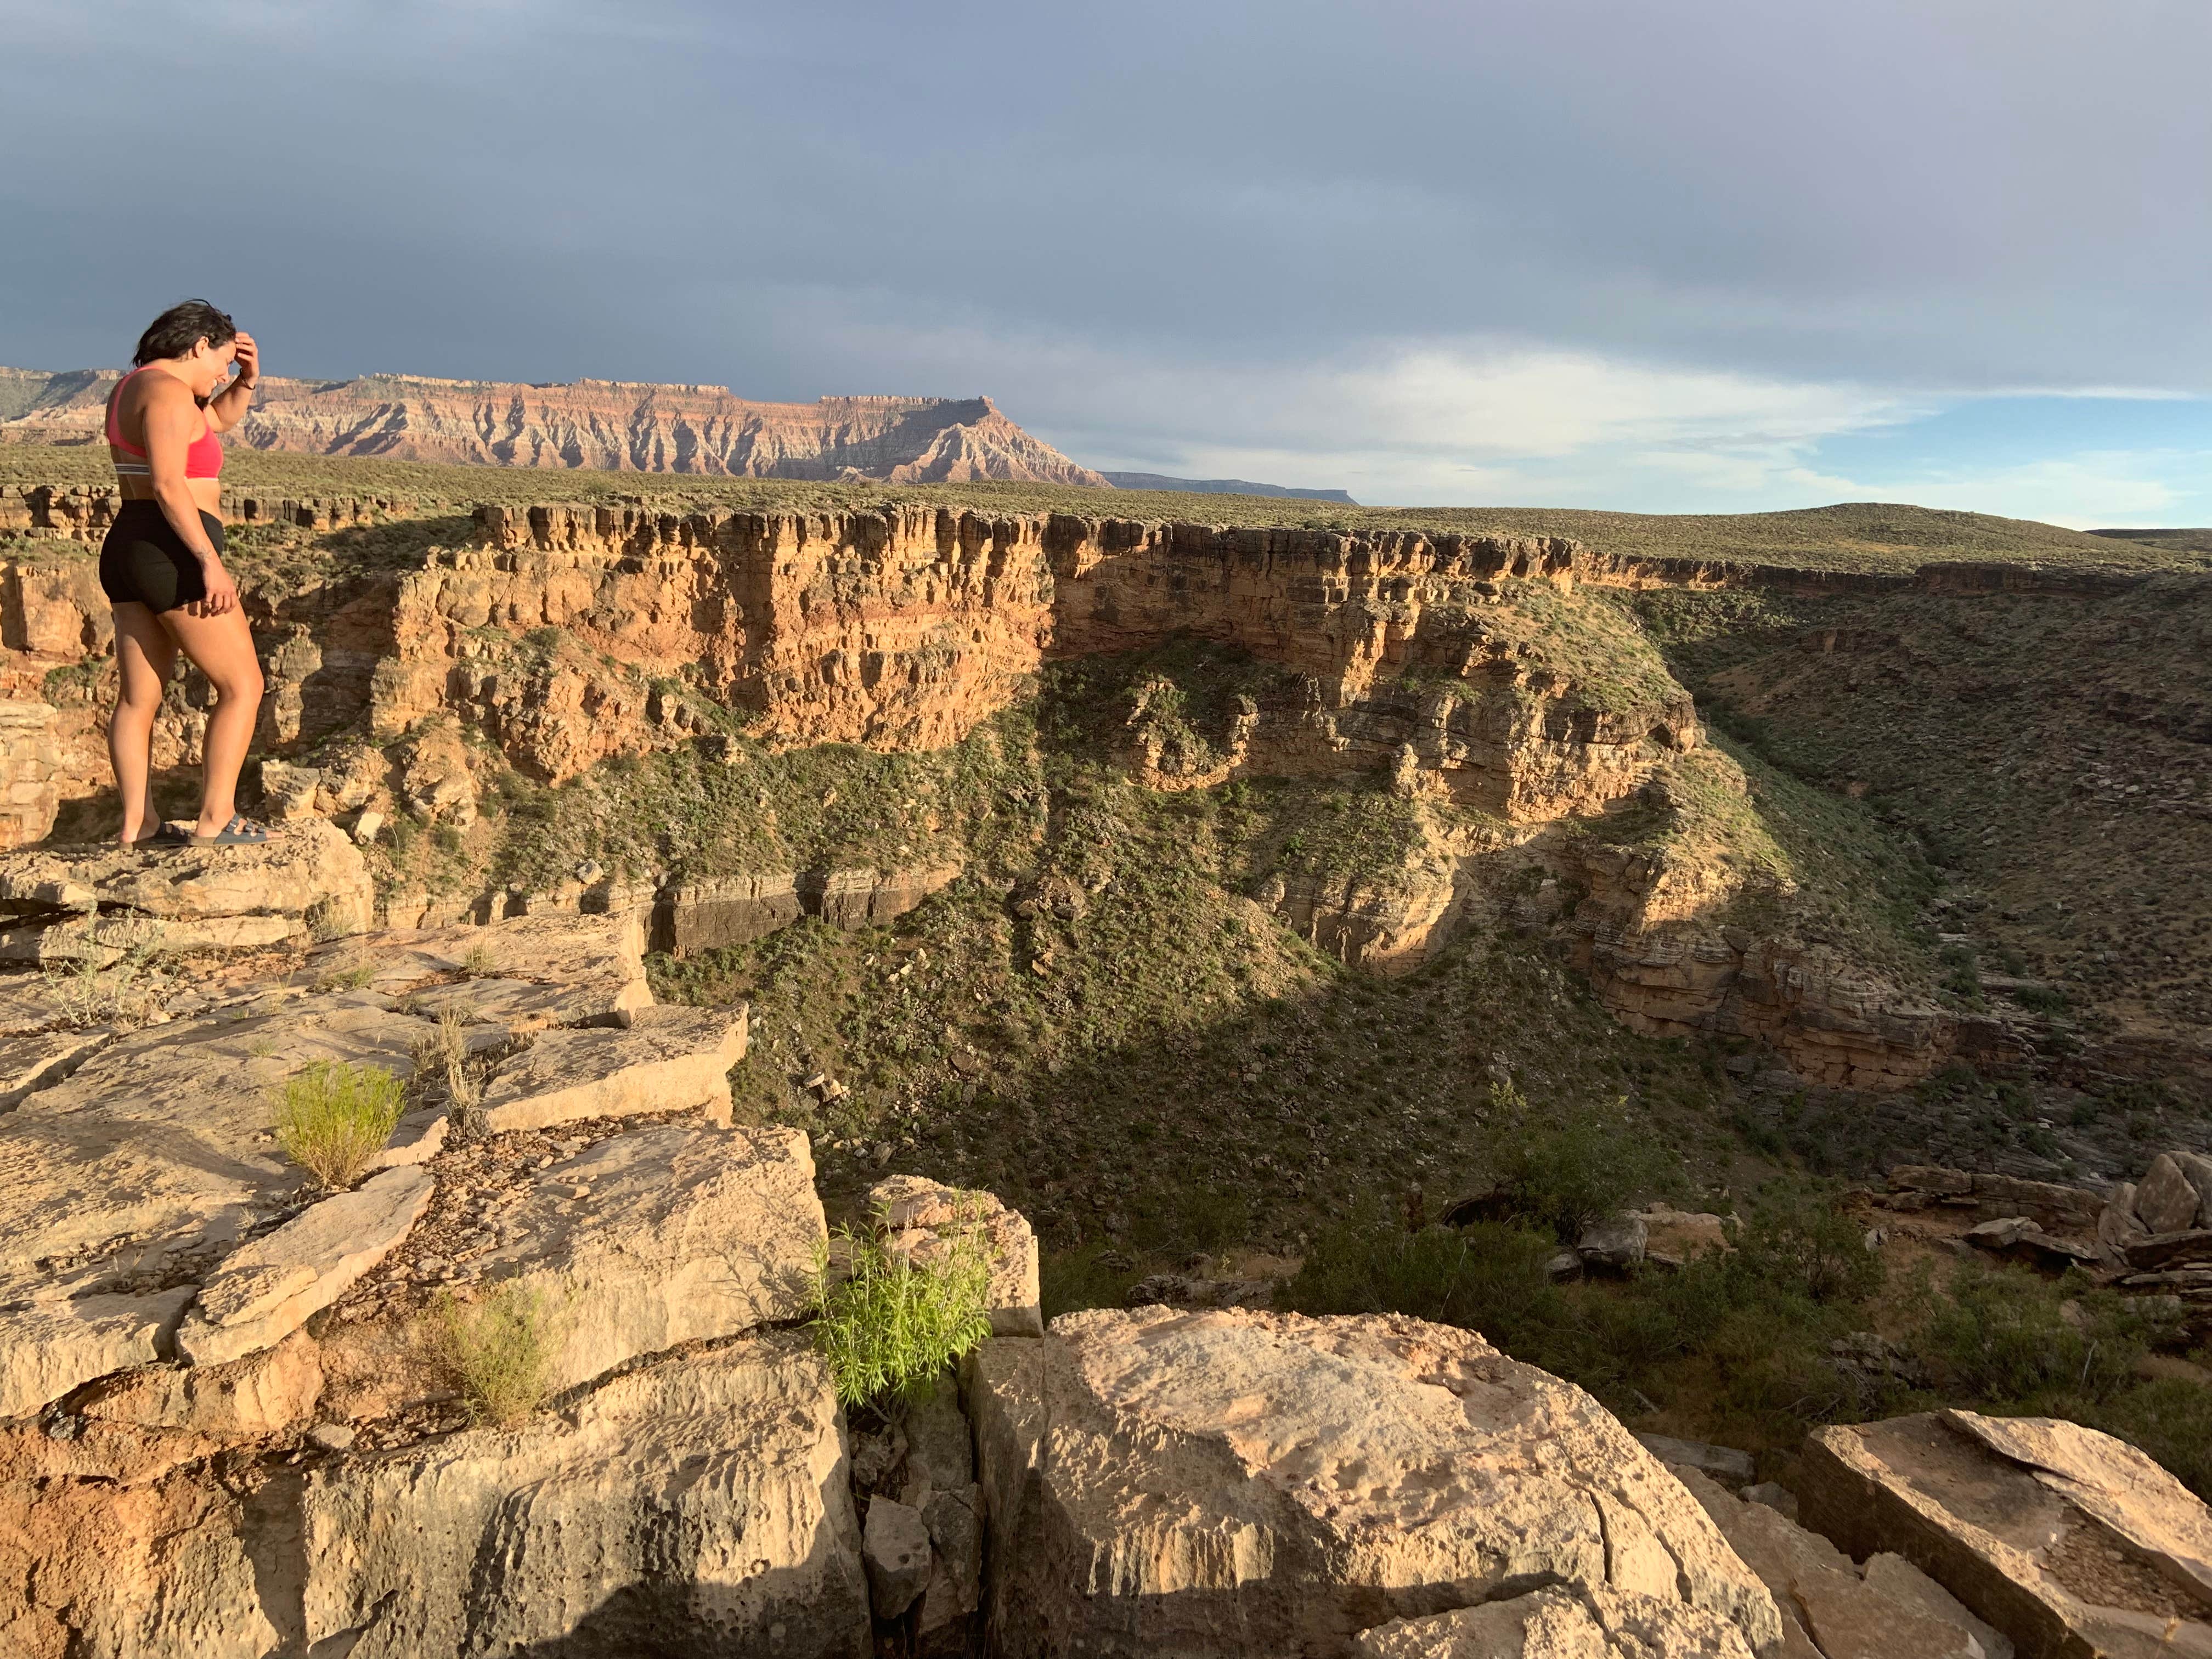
157,604,264,836
109,603,177,843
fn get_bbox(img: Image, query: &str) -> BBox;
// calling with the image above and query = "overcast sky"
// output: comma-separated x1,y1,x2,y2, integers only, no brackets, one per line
5,0,2208,521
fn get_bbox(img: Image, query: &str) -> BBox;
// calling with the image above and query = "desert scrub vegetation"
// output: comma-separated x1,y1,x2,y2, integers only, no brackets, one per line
432,1284,560,1426
1475,1085,1685,1240
1282,1178,2212,1499
274,1060,404,1188
809,1211,994,1408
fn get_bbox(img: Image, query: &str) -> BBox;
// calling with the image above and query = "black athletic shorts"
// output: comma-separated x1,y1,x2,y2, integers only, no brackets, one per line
98,499,218,612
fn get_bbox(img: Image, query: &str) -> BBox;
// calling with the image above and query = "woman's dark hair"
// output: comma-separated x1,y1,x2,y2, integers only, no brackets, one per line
132,300,236,367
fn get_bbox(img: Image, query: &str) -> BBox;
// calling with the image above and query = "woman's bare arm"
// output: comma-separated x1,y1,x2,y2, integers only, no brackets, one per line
140,381,240,617
204,330,258,433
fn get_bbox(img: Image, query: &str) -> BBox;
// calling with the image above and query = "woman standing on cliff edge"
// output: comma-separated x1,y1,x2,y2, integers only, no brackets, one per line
101,299,267,847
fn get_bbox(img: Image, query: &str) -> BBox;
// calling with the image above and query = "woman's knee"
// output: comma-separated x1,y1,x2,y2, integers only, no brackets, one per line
209,665,266,709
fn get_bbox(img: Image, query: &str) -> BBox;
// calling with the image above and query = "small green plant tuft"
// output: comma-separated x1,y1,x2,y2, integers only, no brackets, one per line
809,1210,994,1408
433,1284,558,1425
274,1060,404,1188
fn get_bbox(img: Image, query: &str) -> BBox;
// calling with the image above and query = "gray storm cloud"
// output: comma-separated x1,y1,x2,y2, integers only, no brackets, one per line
3,0,2207,508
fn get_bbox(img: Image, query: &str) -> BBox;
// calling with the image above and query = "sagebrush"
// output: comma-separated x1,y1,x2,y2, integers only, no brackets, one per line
432,1284,559,1425
274,1060,404,1187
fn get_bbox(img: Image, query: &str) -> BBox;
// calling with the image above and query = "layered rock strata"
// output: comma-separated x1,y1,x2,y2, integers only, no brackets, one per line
0,368,1106,484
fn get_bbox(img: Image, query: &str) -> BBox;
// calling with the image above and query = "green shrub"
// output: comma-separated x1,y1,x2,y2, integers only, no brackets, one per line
810,1211,994,1408
433,1284,558,1425
1734,1178,1884,1304
274,1060,404,1187
2081,1376,2212,1500
1479,1084,1681,1241
1905,1262,2160,1403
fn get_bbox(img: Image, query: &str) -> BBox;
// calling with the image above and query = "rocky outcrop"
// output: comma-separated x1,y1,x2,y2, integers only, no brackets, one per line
872,1173,1043,1338
966,1306,1782,1656
0,819,374,949
301,1336,872,1658
1673,1463,2012,1659
0,700,60,850
0,367,1105,484
1352,1587,1764,1658
1799,1409,2212,1658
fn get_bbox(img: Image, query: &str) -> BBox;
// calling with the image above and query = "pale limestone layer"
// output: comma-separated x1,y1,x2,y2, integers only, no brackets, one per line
461,1124,824,1395
1353,1585,1759,1658
176,1167,434,1367
967,1307,1781,1658
478,1005,747,1133
299,1335,871,1659
1801,1410,2212,1659
871,1173,1043,1338
0,818,372,938
300,908,651,1030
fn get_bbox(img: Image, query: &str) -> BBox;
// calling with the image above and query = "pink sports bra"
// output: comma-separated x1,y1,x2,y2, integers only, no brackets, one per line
106,366,223,480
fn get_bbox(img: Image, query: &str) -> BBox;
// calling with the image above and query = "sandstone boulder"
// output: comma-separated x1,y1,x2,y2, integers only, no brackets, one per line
871,1173,1043,1338
864,1494,933,1617
478,1004,746,1133
1800,1409,2212,1658
299,1335,870,1658
2132,1154,2202,1237
1351,1585,1762,1658
0,817,373,940
967,1307,1781,1656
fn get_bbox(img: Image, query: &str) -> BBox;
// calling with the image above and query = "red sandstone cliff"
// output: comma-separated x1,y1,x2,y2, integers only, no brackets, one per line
0,369,1108,486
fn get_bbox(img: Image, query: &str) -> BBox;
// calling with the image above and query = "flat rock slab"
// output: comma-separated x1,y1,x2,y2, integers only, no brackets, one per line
442,1123,824,1394
1352,1585,1759,1657
178,1167,435,1367
967,1307,1781,1657
1801,1409,2212,1659
298,910,651,1031
478,1005,746,1133
0,819,371,936
0,1023,107,1109
299,1335,870,1659
871,1173,1042,1338
0,993,433,1417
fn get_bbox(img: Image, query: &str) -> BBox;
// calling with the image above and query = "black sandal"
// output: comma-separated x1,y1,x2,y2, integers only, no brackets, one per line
125,822,192,847
190,815,272,848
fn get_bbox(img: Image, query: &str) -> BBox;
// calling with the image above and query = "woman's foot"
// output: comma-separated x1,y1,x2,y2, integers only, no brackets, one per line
190,815,271,847
119,821,190,847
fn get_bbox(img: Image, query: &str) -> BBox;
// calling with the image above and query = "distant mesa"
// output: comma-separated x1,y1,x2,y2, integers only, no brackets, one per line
0,365,1107,487
1098,470,1358,505
2089,527,2212,556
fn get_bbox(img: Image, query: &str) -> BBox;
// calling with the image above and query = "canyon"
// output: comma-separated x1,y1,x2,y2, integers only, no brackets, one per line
4,481,2203,1111
0,366,1107,484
